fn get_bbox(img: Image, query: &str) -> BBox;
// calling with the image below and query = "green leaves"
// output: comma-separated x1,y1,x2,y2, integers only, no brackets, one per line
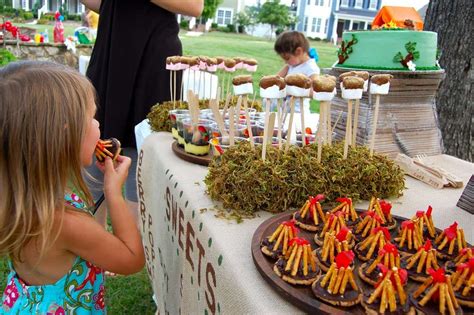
393,52,404,62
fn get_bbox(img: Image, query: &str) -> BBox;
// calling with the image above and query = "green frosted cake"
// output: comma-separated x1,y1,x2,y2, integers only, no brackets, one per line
335,30,439,71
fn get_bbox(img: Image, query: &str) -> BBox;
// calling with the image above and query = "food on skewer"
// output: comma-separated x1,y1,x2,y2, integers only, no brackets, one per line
359,243,401,285
260,219,299,260
312,251,361,307
312,75,337,101
366,197,397,230
284,73,312,97
315,227,355,272
232,75,254,96
273,237,318,285
450,257,474,308
293,195,326,232
259,75,286,99
412,268,461,315
395,220,424,254
401,240,441,282
165,55,182,71
206,57,218,72
353,70,369,92
362,265,412,314
233,56,244,70
370,74,393,95
243,58,258,72
340,75,364,100
411,205,437,239
354,227,391,261
216,56,225,69
223,58,237,72
329,197,359,226
435,222,467,260
95,138,121,163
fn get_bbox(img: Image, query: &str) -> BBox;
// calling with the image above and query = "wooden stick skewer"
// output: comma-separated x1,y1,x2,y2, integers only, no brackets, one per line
262,98,271,161
327,101,332,145
300,97,306,147
285,96,296,153
352,98,360,146
229,106,235,146
243,95,255,148
369,94,381,157
277,98,283,149
343,99,353,159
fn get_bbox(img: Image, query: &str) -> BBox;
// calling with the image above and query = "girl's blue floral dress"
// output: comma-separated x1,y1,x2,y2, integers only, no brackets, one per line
1,193,106,314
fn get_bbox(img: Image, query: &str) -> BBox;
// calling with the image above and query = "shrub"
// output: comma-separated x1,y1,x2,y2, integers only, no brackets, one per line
0,49,17,66
216,26,229,33
226,24,236,32
211,22,218,29
22,11,34,20
179,20,189,29
36,18,50,25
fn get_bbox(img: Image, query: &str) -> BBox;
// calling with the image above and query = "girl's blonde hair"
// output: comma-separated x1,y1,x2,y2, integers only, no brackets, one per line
0,61,95,261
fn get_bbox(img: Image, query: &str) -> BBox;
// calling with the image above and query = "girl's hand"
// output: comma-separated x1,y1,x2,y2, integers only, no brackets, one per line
96,155,131,197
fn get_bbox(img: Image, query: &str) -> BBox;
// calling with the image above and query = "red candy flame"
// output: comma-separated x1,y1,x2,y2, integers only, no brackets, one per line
418,239,432,252
456,258,474,274
444,222,458,241
282,219,299,235
336,227,351,242
378,243,399,257
335,250,354,269
375,264,408,287
401,220,415,230
428,268,446,283
309,194,325,205
289,237,310,247
371,227,391,240
379,200,392,216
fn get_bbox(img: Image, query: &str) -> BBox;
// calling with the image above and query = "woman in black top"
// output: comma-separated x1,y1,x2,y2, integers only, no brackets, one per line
82,0,203,147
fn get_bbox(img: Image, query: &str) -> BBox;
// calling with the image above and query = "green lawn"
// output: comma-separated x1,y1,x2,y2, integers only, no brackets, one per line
14,21,82,39
0,30,337,313
181,31,338,112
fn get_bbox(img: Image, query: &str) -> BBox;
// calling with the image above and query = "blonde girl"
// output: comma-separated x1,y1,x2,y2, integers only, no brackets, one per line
0,61,144,314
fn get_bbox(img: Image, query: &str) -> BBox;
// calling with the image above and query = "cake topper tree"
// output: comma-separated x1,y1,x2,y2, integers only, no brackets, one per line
393,41,420,71
337,34,358,65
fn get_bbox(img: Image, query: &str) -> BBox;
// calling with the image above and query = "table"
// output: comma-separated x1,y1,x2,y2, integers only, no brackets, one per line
137,132,473,315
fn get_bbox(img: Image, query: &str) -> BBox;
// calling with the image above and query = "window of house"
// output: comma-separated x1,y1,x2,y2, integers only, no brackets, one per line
324,19,329,33
216,8,233,25
311,17,317,32
316,18,322,32
315,0,324,5
369,0,377,10
308,0,311,5
355,0,363,8
340,0,349,7
304,16,309,32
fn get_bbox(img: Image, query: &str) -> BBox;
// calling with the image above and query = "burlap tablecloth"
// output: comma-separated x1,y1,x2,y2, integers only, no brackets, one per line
137,132,473,315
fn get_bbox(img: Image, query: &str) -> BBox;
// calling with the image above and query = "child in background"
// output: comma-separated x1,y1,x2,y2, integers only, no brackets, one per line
274,30,320,114
0,61,144,314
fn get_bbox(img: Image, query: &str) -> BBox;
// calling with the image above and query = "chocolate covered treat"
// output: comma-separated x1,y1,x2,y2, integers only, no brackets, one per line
370,74,393,95
354,227,391,261
411,268,462,315
95,138,121,163
312,251,361,307
329,197,359,226
410,205,437,239
366,197,397,230
362,265,413,314
395,220,424,254
450,257,474,308
359,243,401,286
435,222,467,260
274,237,318,285
293,195,326,232
232,75,253,96
315,227,354,272
401,240,441,282
285,73,311,98
261,219,299,260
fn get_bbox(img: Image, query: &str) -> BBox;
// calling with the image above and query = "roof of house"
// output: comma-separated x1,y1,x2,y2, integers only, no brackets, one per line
335,8,378,18
372,6,424,30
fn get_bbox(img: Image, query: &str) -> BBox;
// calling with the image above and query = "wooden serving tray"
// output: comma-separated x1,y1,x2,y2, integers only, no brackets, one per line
251,211,470,314
171,141,212,166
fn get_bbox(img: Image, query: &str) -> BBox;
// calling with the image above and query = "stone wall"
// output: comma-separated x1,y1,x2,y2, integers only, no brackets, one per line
2,41,93,69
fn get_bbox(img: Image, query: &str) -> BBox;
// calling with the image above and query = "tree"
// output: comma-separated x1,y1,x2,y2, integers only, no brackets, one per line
257,0,292,38
424,0,473,161
201,0,223,21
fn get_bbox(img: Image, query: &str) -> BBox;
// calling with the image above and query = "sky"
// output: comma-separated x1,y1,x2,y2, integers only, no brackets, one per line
243,0,430,10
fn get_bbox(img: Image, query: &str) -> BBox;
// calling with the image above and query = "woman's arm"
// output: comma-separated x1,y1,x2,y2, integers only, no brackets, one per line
81,0,101,13
150,0,204,17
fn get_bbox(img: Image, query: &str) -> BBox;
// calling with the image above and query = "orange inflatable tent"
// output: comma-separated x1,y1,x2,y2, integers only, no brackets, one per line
372,6,424,30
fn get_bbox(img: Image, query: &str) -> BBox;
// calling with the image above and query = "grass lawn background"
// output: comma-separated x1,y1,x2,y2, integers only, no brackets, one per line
0,30,337,314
